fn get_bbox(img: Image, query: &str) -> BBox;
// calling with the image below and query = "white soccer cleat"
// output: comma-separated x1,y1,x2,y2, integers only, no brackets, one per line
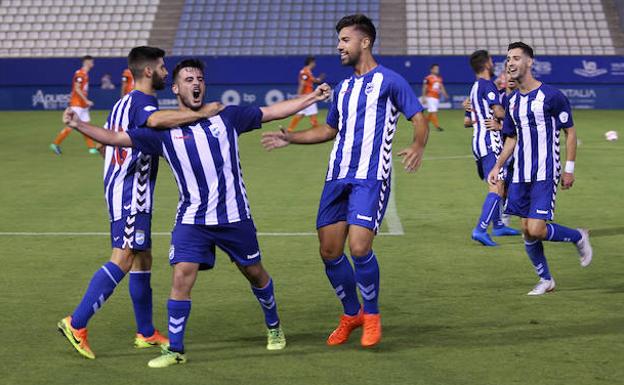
575,229,593,267
527,278,556,296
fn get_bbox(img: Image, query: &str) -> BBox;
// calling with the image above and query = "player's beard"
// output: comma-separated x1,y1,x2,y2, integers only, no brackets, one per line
152,72,166,90
342,51,359,67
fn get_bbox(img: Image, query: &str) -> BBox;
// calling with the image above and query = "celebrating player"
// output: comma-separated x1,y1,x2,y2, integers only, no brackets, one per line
50,55,99,155
467,50,520,247
422,63,448,132
261,14,428,348
285,55,325,132
488,42,593,295
64,58,332,367
57,47,224,360
121,67,134,97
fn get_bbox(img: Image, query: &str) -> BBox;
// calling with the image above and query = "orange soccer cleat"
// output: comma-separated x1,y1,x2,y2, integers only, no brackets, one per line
361,313,382,348
57,316,95,359
134,329,169,349
326,310,364,346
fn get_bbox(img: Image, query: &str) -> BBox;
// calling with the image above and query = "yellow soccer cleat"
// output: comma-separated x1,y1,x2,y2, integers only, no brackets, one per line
266,326,286,350
57,316,95,359
147,347,187,368
134,329,169,349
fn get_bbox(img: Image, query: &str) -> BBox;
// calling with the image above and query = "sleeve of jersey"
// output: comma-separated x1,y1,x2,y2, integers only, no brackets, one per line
325,86,340,129
127,128,163,156
224,106,262,135
134,103,159,127
551,91,574,130
484,82,502,107
392,76,424,120
502,110,516,138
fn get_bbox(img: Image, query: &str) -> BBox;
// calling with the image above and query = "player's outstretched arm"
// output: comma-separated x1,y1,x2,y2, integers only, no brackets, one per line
487,136,517,186
260,83,331,122
146,102,224,129
561,126,577,190
261,124,337,151
397,112,429,173
63,107,132,147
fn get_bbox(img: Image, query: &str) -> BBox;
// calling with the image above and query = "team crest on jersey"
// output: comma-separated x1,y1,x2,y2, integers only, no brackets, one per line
364,82,375,95
559,111,569,123
208,123,221,137
135,230,145,246
169,245,175,260
487,92,496,101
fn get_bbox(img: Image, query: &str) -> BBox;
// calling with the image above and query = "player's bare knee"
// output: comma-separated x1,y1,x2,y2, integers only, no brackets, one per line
110,248,135,273
526,221,547,239
349,243,372,257
319,245,342,261
239,262,270,287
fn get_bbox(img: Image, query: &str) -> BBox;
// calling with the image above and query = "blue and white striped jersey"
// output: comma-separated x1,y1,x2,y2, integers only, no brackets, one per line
325,65,423,181
503,83,574,183
127,106,262,226
469,78,503,159
103,90,159,222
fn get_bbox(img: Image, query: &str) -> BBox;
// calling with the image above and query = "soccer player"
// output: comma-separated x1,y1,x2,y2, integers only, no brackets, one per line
286,55,325,132
488,42,593,295
467,50,520,247
121,67,134,97
50,55,99,155
422,63,448,131
63,58,332,367
57,47,224,360
261,14,428,347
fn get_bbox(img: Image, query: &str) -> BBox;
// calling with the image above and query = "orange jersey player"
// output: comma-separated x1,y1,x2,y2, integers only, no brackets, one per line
50,55,99,155
421,63,449,131
286,56,325,132
121,68,134,97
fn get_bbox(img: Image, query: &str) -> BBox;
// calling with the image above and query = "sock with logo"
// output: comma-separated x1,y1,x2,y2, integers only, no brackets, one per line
352,251,380,315
525,240,551,280
251,278,280,328
323,254,361,316
167,299,191,353
71,261,126,329
545,223,582,243
475,192,500,232
129,271,154,337
492,200,505,230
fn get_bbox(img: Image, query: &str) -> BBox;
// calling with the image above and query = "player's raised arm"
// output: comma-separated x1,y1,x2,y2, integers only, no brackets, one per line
63,107,132,147
146,102,224,129
397,112,429,173
259,83,331,122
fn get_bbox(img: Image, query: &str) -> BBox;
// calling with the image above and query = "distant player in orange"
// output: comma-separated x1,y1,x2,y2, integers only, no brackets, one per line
422,64,449,132
286,56,325,132
50,55,98,155
121,68,134,97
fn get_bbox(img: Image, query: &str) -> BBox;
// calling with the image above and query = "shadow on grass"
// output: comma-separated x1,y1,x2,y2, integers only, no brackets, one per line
588,227,624,238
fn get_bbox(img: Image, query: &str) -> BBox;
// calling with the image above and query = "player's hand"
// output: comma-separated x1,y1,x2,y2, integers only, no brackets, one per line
487,166,501,186
313,83,331,101
484,118,502,131
561,172,575,190
63,107,81,129
87,100,94,107
462,98,472,112
397,144,424,173
200,102,225,118
261,129,290,151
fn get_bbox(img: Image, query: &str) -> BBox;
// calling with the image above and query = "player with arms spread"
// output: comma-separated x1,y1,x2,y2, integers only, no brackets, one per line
57,47,224,360
262,14,428,348
286,55,325,132
64,58,331,367
488,42,593,295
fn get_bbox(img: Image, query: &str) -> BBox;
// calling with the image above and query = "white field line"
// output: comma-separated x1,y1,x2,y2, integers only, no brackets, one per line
384,175,405,235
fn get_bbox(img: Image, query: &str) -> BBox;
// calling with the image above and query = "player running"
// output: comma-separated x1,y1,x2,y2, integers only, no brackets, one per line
63,58,332,367
285,55,325,132
466,50,520,247
488,42,593,295
121,67,134,97
261,14,428,348
422,63,448,132
57,47,224,360
50,55,99,155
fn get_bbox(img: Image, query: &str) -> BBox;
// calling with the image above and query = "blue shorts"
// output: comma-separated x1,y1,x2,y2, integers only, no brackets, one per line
476,153,512,185
110,213,152,250
168,219,262,270
316,178,390,232
505,180,557,221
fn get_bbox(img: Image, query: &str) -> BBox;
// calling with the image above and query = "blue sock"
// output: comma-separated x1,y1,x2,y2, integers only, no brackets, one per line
167,299,191,353
525,240,551,280
492,200,505,229
251,278,280,328
71,261,125,329
546,223,581,243
129,271,154,337
352,251,380,315
475,192,500,232
323,254,361,316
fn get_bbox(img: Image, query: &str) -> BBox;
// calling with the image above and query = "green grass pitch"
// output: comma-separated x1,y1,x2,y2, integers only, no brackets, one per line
0,109,622,385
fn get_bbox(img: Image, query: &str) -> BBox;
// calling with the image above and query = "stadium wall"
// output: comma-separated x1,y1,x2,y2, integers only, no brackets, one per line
2,55,624,111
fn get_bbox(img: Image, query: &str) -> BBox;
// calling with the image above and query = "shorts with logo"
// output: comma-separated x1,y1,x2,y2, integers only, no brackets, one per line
425,96,439,113
110,213,152,250
475,152,510,182
297,103,318,116
505,179,557,221
70,106,91,122
316,178,390,232
168,219,262,270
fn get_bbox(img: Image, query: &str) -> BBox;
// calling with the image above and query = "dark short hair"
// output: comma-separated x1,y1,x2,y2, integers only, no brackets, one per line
128,46,166,79
172,58,205,81
305,56,315,66
335,14,376,46
469,50,490,73
82,55,93,62
430,63,439,69
508,41,534,58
